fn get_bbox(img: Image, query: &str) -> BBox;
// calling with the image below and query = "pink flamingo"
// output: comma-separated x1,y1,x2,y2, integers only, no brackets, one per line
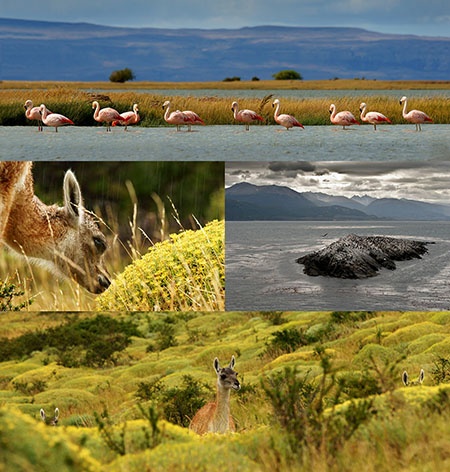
359,102,391,130
231,101,264,131
399,96,433,131
112,103,140,130
92,101,127,131
39,104,73,132
329,104,359,129
182,110,205,131
162,101,193,131
24,100,52,131
272,99,304,130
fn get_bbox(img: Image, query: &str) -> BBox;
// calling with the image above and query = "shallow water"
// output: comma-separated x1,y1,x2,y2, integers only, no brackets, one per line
226,220,450,311
2,124,449,161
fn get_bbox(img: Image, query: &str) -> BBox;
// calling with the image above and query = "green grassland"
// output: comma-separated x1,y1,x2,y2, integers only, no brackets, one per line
1,310,449,471
1,80,449,126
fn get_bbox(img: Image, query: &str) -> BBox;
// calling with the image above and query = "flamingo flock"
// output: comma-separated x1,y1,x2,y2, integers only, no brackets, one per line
20,96,434,133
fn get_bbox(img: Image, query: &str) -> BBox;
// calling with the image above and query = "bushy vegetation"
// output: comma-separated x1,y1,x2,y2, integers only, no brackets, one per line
96,219,225,311
272,69,303,80
0,281,32,311
0,315,138,367
1,310,450,471
109,68,135,83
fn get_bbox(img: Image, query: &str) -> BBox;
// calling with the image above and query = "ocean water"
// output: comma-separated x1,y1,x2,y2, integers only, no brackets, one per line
1,124,449,161
225,220,450,311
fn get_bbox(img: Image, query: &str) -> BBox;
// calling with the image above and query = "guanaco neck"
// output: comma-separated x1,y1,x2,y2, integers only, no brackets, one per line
213,383,231,428
4,181,64,258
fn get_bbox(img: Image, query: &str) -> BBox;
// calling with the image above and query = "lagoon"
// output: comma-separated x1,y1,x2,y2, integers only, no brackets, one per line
1,124,449,161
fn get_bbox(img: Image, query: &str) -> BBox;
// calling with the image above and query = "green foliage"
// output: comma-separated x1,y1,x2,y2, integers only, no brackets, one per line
0,406,100,471
272,69,303,80
431,356,450,385
0,315,138,367
262,347,375,462
264,327,311,358
109,68,135,83
136,375,210,427
96,220,225,311
0,281,32,311
223,76,241,82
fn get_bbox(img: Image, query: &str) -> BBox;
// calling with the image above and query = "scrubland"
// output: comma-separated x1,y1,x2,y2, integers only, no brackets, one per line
0,310,449,471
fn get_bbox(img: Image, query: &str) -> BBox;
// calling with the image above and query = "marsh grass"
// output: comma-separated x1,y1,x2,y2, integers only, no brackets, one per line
1,81,449,126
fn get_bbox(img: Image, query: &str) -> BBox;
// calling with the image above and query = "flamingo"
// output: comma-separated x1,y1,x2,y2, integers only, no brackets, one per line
39,104,73,132
92,101,127,131
181,110,205,131
24,100,52,131
399,96,433,131
231,101,264,131
162,101,193,131
112,103,140,130
359,102,391,130
272,99,304,130
329,104,359,129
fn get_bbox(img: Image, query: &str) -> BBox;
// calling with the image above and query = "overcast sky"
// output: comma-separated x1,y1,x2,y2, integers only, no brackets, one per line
225,161,450,204
2,1,449,37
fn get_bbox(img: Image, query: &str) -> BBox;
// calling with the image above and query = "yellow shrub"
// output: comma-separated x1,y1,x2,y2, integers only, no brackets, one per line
96,220,224,311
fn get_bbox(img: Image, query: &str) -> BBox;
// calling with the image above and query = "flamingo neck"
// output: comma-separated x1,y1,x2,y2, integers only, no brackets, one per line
164,104,171,121
402,99,408,117
93,102,100,119
273,102,280,119
330,106,336,120
360,106,366,119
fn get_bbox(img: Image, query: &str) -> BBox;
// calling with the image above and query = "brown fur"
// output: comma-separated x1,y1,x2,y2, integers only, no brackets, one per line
189,355,240,435
0,162,110,293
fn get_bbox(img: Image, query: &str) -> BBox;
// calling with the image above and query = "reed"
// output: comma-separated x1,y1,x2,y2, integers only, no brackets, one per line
1,87,448,125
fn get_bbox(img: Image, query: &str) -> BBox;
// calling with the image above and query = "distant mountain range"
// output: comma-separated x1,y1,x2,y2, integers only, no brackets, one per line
1,18,449,81
226,182,450,221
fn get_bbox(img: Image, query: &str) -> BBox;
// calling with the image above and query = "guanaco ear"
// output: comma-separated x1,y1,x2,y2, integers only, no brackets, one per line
54,407,60,420
229,355,236,369
40,408,46,421
63,170,84,223
214,357,220,373
418,369,425,384
402,371,409,386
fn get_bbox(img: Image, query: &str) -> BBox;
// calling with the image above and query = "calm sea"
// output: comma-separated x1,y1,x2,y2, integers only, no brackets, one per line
226,220,450,311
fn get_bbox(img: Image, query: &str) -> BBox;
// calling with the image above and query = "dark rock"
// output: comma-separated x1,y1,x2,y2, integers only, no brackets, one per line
296,234,432,279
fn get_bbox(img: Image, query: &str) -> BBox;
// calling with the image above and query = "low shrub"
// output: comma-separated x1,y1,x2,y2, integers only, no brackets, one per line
96,220,224,311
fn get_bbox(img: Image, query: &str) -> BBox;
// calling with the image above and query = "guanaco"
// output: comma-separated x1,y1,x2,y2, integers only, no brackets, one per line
0,162,110,293
40,407,59,426
189,355,241,435
402,368,425,386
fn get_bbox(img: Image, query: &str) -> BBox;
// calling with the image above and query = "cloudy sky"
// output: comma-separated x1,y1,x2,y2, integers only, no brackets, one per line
225,161,450,204
2,1,450,37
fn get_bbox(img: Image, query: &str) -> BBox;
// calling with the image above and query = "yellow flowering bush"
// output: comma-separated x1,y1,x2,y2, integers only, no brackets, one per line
96,220,224,311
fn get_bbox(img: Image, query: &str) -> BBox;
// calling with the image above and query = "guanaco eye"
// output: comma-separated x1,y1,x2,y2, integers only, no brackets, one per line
93,237,106,253
220,374,227,380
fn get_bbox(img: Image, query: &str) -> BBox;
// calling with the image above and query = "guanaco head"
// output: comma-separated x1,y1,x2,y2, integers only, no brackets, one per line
214,355,241,392
40,407,59,426
53,170,110,294
402,368,425,386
